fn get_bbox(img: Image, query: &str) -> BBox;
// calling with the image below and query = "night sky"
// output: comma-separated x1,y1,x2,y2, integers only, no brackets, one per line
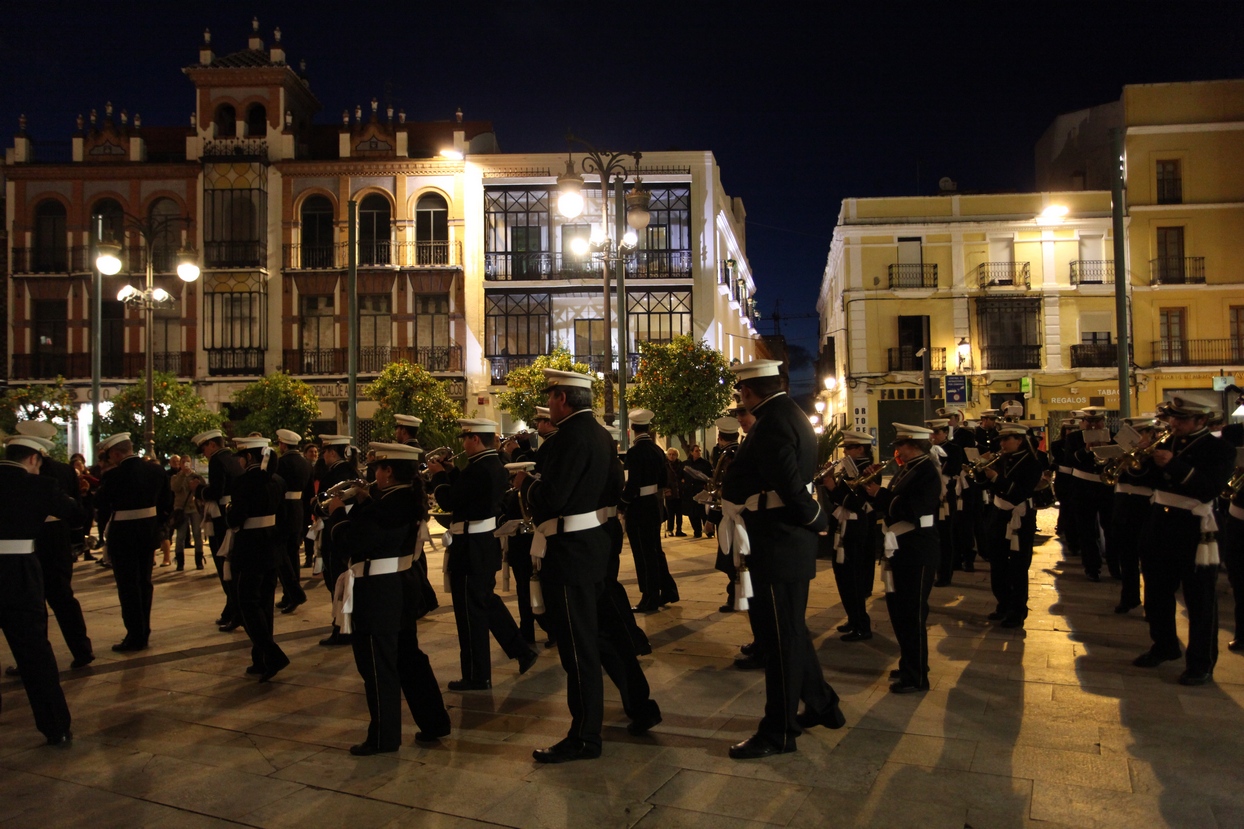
4,1,1242,396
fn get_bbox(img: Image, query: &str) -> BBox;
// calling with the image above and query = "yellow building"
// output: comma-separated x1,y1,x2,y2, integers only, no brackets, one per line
817,190,1116,446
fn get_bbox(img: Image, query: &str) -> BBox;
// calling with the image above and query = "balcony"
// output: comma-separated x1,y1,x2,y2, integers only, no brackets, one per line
201,138,268,160
980,345,1041,370
282,345,462,375
887,264,938,289
205,241,266,269
573,353,641,379
10,351,194,380
282,241,463,270
206,347,265,376
484,250,692,281
1150,339,1244,367
975,262,1031,290
887,346,946,372
10,246,90,274
488,354,540,384
1070,343,1123,368
1150,256,1206,286
1070,260,1115,286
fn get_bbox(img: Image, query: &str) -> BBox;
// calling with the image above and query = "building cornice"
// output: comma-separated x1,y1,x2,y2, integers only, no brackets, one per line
1127,122,1244,135
6,162,198,180
275,159,463,176
1129,202,1244,212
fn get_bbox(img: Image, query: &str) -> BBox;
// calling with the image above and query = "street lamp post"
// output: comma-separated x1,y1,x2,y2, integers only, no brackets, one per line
556,135,651,447
95,216,200,457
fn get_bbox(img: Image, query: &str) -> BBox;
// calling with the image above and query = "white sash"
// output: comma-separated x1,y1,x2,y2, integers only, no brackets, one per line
530,511,603,559
1152,489,1219,566
0,539,36,555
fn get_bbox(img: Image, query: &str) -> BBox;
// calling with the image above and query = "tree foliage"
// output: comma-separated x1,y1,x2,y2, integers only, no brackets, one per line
626,335,736,449
495,347,604,425
364,360,463,451
0,377,78,461
102,372,225,459
231,372,322,442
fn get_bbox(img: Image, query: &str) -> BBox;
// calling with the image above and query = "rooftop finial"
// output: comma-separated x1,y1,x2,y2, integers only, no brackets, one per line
342,109,349,125
134,113,141,128
398,109,406,124
252,16,259,32
386,105,394,122
299,58,306,73
19,114,27,133
274,26,281,42
355,105,362,121
105,101,113,119
204,28,211,44
76,114,84,130
190,112,197,127
90,109,97,126
455,107,463,123
120,109,128,125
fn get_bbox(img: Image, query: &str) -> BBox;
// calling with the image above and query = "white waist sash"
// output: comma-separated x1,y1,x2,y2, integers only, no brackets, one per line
638,484,659,497
449,517,498,535
1152,489,1219,566
882,515,935,555
284,491,303,500
113,506,157,521
1072,469,1105,483
350,554,414,578
531,510,604,559
599,506,618,519
993,497,1029,551
719,483,816,564
1116,483,1153,498
0,539,36,555
241,514,277,530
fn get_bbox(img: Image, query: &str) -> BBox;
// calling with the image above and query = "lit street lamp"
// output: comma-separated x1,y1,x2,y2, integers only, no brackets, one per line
556,135,651,446
95,216,200,457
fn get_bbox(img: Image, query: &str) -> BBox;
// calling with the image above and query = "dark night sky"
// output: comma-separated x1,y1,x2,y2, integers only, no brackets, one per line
3,1,1243,394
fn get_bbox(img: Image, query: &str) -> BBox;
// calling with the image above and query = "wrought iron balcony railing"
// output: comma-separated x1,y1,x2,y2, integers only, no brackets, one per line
1149,256,1206,286
10,246,92,274
1069,260,1115,286
980,345,1041,370
1070,343,1123,368
10,350,194,379
206,347,265,376
886,347,946,372
282,345,462,375
484,250,692,281
887,263,938,289
1150,339,1244,367
204,241,266,269
976,262,1031,290
281,241,463,270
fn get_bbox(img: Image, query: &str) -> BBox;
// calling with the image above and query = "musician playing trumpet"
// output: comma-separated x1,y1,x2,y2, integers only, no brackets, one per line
981,423,1042,629
820,430,880,642
500,461,552,647
1109,415,1164,615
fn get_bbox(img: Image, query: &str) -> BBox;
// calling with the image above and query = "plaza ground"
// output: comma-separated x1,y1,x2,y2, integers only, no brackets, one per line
2,511,1241,829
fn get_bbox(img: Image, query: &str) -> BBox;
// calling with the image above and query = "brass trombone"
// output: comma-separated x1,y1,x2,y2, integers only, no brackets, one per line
1099,429,1172,485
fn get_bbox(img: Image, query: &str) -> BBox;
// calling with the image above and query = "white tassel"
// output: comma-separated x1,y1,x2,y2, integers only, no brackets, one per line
883,567,895,594
529,575,544,614
738,564,754,599
1196,540,1219,567
222,559,232,582
312,554,323,576
735,594,749,611
836,548,845,564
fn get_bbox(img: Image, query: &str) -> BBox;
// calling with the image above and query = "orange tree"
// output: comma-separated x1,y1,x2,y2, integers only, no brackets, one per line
626,335,735,449
364,360,462,451
495,347,604,425
101,372,225,459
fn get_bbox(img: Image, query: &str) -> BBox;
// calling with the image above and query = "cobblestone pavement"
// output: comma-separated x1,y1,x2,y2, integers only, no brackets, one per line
2,511,1241,828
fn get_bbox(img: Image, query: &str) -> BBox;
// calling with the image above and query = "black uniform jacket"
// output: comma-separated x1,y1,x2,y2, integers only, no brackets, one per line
319,459,361,557
332,483,422,632
276,450,312,532
39,456,82,555
96,455,173,552
989,449,1043,506
974,426,999,454
527,409,612,585
829,451,879,549
938,442,966,479
621,434,665,507
870,453,941,553
433,448,506,575
720,392,827,583
204,449,243,511
951,427,977,451
0,461,83,604
1066,428,1112,481
1153,427,1234,503
226,465,287,571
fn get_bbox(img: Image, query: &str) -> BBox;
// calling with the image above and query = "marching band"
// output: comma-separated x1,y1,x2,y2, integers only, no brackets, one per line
2,365,1243,758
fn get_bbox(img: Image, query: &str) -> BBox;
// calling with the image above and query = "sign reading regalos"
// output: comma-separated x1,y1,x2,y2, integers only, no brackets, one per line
1043,385,1120,405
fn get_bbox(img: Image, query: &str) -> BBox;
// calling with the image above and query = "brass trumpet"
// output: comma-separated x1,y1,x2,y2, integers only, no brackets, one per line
966,453,1000,475
420,447,464,481
314,478,371,516
1221,467,1244,501
1100,429,1173,485
845,460,894,491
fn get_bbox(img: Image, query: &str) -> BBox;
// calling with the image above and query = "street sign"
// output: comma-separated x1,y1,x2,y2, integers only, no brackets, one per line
945,374,966,404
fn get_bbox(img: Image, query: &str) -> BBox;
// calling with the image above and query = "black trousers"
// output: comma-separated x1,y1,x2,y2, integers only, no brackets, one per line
1055,474,1080,553
448,567,526,682
1224,513,1244,641
684,501,704,536
507,537,553,644
935,504,956,583
986,507,1035,621
210,518,240,624
543,580,605,747
625,497,677,603
352,630,401,751
37,545,92,661
1112,492,1150,609
1140,507,1219,674
749,576,836,751
234,565,286,673
950,490,974,568
0,558,71,740
605,518,650,652
664,496,682,533
885,539,939,688
965,484,990,565
832,535,875,633
398,626,451,736
279,505,308,603
111,549,154,645
1074,480,1115,577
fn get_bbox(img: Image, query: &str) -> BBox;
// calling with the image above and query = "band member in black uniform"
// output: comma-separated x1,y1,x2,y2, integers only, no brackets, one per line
974,410,1001,453
928,419,966,587
195,429,243,630
225,436,290,681
1111,415,1161,615
600,425,652,656
969,410,1001,564
518,369,661,763
1220,400,1244,653
621,408,679,612
0,435,83,745
721,360,842,759
1066,406,1117,581
393,414,423,450
95,432,172,651
13,421,93,670
708,416,743,611
274,429,310,615
509,431,536,464
1050,414,1083,556
499,460,552,647
430,419,537,690
980,423,1042,628
1133,398,1235,685
317,435,359,646
331,442,451,754
533,406,557,447
863,424,942,693
822,430,880,640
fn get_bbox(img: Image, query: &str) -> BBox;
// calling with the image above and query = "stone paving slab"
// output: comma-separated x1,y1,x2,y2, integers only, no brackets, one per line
2,511,1242,827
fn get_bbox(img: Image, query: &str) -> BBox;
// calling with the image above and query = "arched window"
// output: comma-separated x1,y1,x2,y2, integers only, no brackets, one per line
148,198,181,273
358,194,391,266
215,104,236,138
245,103,267,138
415,193,449,265
33,200,68,272
300,195,334,268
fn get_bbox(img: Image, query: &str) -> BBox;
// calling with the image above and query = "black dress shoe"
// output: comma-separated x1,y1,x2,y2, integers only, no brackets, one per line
447,678,492,691
840,630,873,642
280,597,306,615
319,633,351,647
414,725,452,743
729,735,794,760
999,617,1026,629
218,621,241,633
836,623,853,633
533,738,601,763
1229,639,1244,652
275,597,291,610
631,600,659,613
987,611,1007,621
932,578,951,588
1114,602,1140,615
796,701,846,730
349,742,397,756
635,642,652,656
4,665,19,678
734,653,765,671
962,562,975,573
718,604,736,613
1085,571,1101,583
739,641,757,656
544,637,558,650
1178,669,1213,687
890,680,930,694
659,592,680,606
214,616,229,627
889,669,902,680
111,640,148,653
1133,648,1182,668
627,705,663,736
517,649,539,675
70,654,95,670
45,730,73,747
245,665,264,675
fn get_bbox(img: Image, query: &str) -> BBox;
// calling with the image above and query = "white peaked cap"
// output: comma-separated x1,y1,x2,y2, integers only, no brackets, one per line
99,432,132,453
319,434,352,447
192,429,223,446
892,423,933,441
369,442,423,461
629,408,655,426
729,359,782,381
505,461,537,472
394,414,422,428
715,415,740,433
541,368,593,390
15,421,57,439
457,418,499,434
6,435,53,454
276,429,302,445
